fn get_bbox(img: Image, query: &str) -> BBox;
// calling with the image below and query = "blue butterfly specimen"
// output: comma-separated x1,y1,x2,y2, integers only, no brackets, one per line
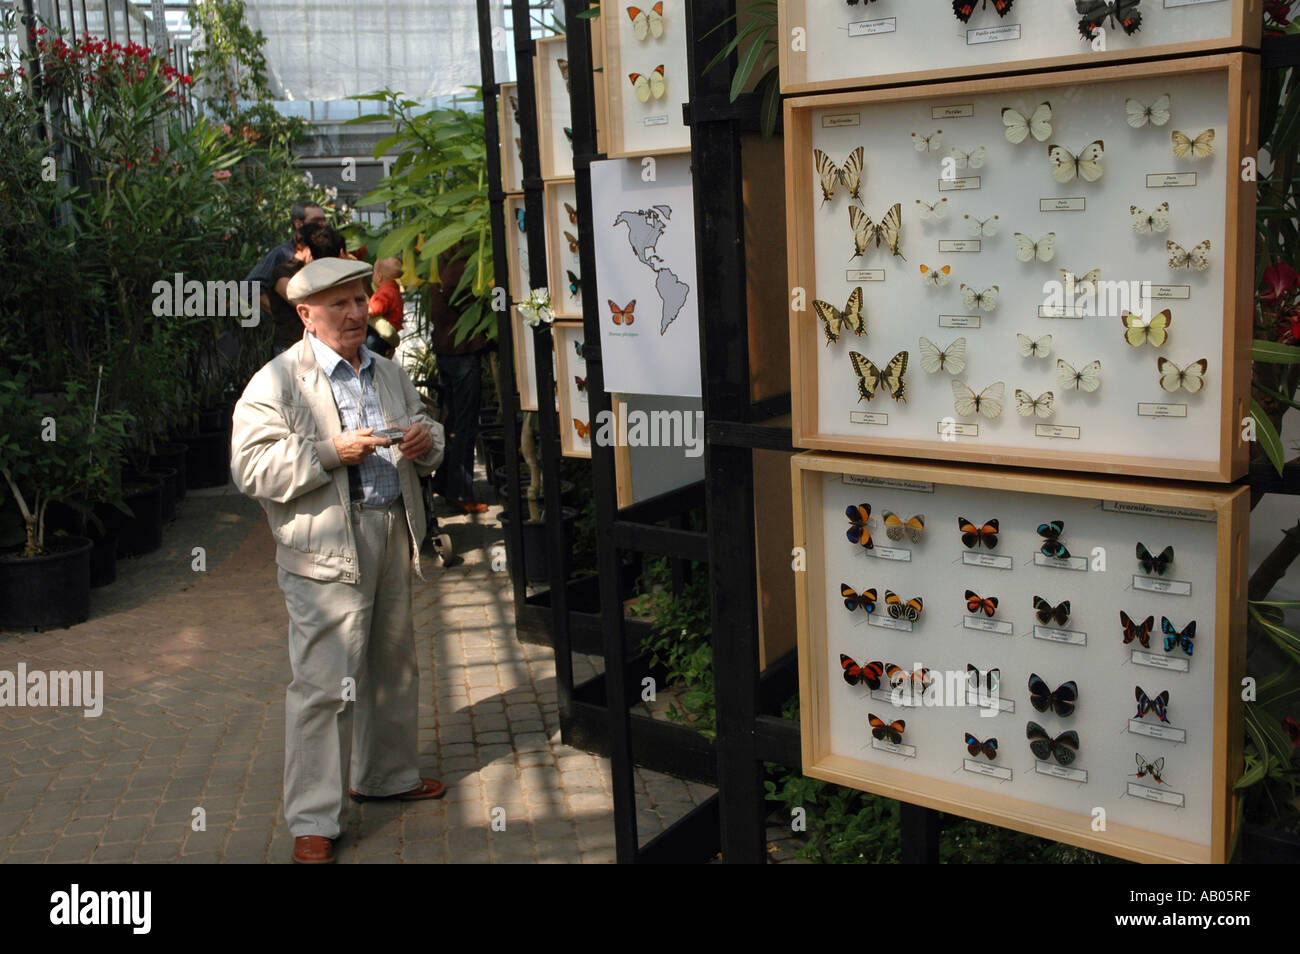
846,504,873,549
515,207,526,232
1135,685,1170,723
964,732,998,760
1161,617,1195,656
1137,542,1173,575
1037,520,1069,559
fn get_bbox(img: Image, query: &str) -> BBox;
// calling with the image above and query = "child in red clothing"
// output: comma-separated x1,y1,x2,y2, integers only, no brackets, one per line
369,256,406,331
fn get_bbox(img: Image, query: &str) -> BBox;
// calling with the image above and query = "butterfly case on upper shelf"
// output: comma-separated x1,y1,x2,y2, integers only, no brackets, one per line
545,179,583,319
553,321,593,458
786,54,1258,483
602,0,692,158
535,35,574,180
792,452,1247,864
499,82,524,194
778,0,1261,95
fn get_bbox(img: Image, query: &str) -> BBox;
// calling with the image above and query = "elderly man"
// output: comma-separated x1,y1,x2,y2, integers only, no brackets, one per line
230,258,447,865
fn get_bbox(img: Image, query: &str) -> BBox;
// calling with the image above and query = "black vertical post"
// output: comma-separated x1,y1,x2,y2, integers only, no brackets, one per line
900,803,941,863
684,0,766,863
565,0,639,863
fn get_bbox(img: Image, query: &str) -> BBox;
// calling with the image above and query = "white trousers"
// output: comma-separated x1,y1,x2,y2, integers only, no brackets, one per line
278,500,421,838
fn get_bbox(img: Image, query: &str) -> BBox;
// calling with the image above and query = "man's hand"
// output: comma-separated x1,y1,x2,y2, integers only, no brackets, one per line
396,422,432,461
333,428,389,465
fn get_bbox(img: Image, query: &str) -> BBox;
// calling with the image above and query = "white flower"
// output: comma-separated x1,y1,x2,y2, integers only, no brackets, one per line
519,287,555,327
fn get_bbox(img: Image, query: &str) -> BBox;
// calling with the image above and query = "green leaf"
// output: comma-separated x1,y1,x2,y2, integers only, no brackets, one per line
1252,339,1300,364
1250,398,1287,476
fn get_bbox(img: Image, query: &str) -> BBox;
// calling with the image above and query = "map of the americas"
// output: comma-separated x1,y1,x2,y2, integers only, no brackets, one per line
611,205,691,335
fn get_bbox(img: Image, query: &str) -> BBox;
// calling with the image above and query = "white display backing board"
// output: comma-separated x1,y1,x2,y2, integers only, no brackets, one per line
512,306,538,412
590,155,701,398
788,57,1256,481
503,194,539,303
780,0,1256,94
612,392,705,507
536,36,574,180
553,321,592,458
546,179,582,319
499,82,524,194
602,0,692,157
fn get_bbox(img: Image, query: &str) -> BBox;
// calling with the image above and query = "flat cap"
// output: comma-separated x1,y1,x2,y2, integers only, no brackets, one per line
285,257,373,304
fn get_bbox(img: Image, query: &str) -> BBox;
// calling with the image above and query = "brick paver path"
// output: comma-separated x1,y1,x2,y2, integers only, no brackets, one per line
0,475,714,863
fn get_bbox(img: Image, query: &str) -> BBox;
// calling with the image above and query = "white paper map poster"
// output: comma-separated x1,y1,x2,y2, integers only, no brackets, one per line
590,155,701,398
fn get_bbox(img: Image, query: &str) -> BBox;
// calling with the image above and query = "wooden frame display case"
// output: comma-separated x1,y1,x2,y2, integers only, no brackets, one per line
610,392,706,508
778,1,1262,95
545,178,583,319
554,321,592,458
785,54,1258,483
536,35,574,180
601,0,692,158
591,4,611,156
503,194,539,303
512,306,539,412
499,81,524,194
792,452,1248,864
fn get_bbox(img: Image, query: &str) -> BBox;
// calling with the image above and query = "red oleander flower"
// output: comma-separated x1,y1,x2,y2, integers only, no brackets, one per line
1281,311,1300,344
212,169,232,181
1265,1,1291,25
1260,263,1298,303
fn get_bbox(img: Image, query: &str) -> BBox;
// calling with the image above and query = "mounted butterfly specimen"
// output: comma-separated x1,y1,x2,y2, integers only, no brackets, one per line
885,590,924,622
960,284,999,312
1172,128,1214,160
1026,721,1080,766
840,655,884,689
574,376,587,393
564,201,578,224
919,264,952,288
1033,596,1071,627
850,351,909,403
967,665,1001,695
1014,232,1056,263
1061,267,1101,299
911,130,943,153
845,503,873,549
563,127,573,145
1076,1,1142,41
1122,309,1171,348
1121,610,1155,649
882,511,925,543
627,2,665,41
1133,752,1166,785
1130,202,1170,235
1134,685,1170,723
952,0,1015,22
812,287,866,345
628,65,667,102
918,336,966,375
573,418,590,439
951,379,1005,419
557,58,571,92
564,230,579,254
1136,542,1173,576
964,214,999,239
965,733,999,760
1037,520,1069,560
965,590,998,617
1027,673,1078,717
1157,357,1208,393
840,584,877,614
1161,617,1195,656
1015,389,1055,420
1047,140,1104,184
609,299,636,326
566,269,581,297
1017,333,1053,359
958,517,999,550
1057,358,1102,393
515,207,526,232
1167,239,1211,271
914,198,948,222
948,146,987,171
814,146,865,205
1126,93,1171,128
868,713,906,745
849,204,905,260
574,339,585,358
1003,102,1052,144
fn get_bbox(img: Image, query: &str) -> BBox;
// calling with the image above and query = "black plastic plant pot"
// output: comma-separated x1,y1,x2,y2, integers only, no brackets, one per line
180,430,231,489
130,467,177,524
0,535,92,630
116,477,164,558
149,442,189,501
497,506,577,585
89,532,118,588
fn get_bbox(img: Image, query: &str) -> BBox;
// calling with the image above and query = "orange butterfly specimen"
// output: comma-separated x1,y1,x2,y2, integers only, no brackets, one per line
965,589,998,617
564,202,578,224
885,590,923,622
958,517,999,549
609,299,636,325
839,654,884,689
573,418,591,440
868,713,906,745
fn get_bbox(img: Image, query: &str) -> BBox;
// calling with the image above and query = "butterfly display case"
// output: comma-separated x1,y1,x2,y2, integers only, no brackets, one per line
545,178,583,319
785,54,1258,483
792,452,1247,864
535,35,574,181
504,194,539,303
778,0,1261,96
512,306,539,413
499,81,524,195
601,0,693,158
553,321,593,458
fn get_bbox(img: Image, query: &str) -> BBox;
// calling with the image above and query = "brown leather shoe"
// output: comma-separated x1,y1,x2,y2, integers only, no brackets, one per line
349,777,447,802
292,835,335,864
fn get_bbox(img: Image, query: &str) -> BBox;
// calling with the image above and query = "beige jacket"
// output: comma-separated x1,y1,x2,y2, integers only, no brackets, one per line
230,330,446,583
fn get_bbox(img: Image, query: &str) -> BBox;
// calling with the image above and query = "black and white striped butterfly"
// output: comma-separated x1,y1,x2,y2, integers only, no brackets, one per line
813,146,865,205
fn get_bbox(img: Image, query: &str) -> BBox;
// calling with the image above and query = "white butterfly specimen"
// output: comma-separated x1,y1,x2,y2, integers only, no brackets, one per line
1157,357,1208,394
1126,94,1172,129
919,264,952,287
1060,268,1101,299
849,204,904,259
1003,102,1053,144
813,147,865,205
918,336,967,375
1171,128,1215,160
952,379,1006,419
1015,389,1056,419
1047,140,1104,184
1056,358,1103,393
629,3,665,40
912,130,943,152
965,214,1000,238
1131,202,1170,235
961,284,999,312
948,146,987,170
914,198,949,222
1167,239,1211,271
1017,333,1053,359
1014,232,1056,263
1122,309,1172,348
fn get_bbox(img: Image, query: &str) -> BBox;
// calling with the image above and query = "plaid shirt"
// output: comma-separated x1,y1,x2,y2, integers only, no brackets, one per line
308,333,402,506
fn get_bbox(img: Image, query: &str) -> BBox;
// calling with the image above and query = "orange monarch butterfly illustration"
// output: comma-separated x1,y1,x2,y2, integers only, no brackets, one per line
609,299,636,326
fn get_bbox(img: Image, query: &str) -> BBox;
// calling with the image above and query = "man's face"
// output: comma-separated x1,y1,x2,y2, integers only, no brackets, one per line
298,279,368,357
293,204,328,230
